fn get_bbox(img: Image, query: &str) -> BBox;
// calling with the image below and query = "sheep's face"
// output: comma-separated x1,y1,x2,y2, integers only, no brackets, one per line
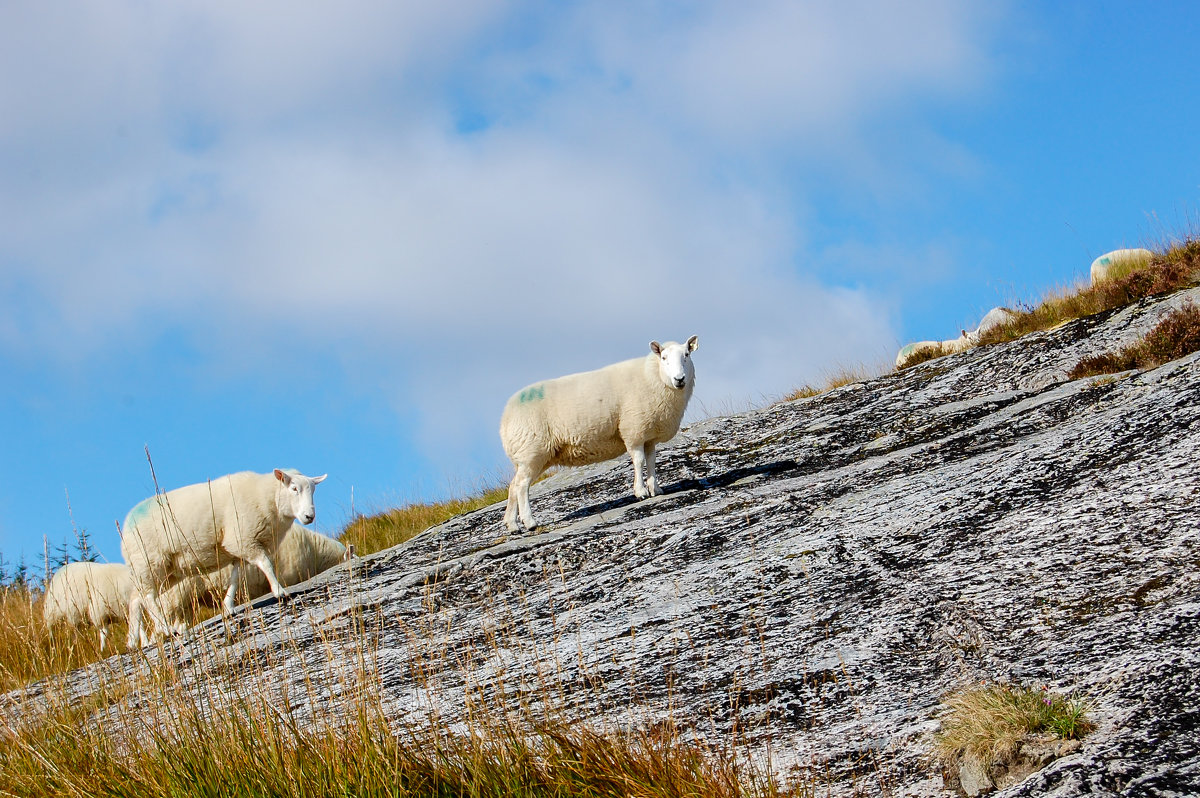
274,469,328,525
650,335,698,391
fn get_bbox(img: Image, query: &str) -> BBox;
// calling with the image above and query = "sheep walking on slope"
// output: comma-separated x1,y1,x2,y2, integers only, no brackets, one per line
155,523,347,629
500,336,698,533
120,468,326,645
42,561,146,651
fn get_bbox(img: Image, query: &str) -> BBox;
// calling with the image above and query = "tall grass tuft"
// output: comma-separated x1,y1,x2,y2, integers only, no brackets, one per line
0,597,802,798
935,683,1094,767
339,484,510,556
784,364,885,402
1069,301,1200,379
0,583,130,693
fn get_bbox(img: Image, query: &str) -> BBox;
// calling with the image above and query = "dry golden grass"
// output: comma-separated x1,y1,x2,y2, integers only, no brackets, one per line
935,683,1094,767
893,237,1200,371
895,342,954,370
1069,301,1200,379
0,584,803,798
784,364,885,401
339,484,510,556
0,583,129,693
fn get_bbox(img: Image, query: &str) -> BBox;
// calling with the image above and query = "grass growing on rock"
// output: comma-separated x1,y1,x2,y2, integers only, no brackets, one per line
1,592,803,798
784,364,886,401
1069,301,1200,379
894,342,953,371
339,483,510,556
0,583,130,693
894,236,1200,371
935,683,1094,767
978,237,1200,347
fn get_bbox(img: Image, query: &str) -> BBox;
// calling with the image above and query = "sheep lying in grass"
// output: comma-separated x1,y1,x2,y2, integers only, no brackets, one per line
1091,248,1154,285
964,306,1017,345
121,468,326,644
896,307,1016,368
42,562,146,651
156,523,347,629
895,340,943,368
500,336,698,533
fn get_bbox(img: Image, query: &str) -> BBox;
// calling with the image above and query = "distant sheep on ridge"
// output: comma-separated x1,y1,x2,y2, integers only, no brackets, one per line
500,336,698,533
42,562,145,651
896,307,1015,369
1091,248,1154,285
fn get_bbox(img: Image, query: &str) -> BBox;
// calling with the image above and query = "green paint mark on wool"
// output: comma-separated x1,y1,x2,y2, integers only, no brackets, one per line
126,498,155,527
519,385,545,403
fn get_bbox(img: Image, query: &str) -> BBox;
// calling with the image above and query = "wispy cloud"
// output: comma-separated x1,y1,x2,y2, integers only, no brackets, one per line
0,1,1004,490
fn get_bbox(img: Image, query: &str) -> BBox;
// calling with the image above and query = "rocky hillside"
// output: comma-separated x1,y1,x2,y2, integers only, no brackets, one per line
11,286,1200,796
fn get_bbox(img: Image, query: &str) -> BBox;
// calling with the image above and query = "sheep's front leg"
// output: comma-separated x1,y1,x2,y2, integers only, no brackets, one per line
643,442,661,496
249,552,289,604
99,625,109,653
628,443,649,499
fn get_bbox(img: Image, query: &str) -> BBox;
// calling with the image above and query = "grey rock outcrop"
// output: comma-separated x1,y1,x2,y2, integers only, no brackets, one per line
9,287,1200,796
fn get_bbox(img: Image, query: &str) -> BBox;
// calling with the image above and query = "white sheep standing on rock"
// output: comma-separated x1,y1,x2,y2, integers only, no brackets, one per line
500,336,698,533
155,523,347,628
120,468,326,644
42,562,146,651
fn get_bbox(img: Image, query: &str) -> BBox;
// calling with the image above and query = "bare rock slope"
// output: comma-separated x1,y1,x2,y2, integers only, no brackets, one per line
19,287,1200,796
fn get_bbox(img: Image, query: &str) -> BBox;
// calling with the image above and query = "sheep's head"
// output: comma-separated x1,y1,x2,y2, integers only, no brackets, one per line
650,335,698,391
274,469,327,525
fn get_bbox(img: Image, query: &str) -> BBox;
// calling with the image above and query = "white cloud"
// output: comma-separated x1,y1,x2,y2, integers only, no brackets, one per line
0,0,1003,475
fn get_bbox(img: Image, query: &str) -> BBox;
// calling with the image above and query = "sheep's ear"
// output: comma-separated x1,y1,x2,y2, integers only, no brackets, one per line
274,469,291,485
686,335,699,352
311,474,327,485
650,341,663,355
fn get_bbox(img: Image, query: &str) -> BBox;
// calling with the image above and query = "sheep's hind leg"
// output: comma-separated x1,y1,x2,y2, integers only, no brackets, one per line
513,461,543,531
139,584,178,643
223,562,242,615
504,477,521,533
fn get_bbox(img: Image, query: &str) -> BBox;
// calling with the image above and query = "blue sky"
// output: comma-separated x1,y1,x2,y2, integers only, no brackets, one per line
2,1,1198,569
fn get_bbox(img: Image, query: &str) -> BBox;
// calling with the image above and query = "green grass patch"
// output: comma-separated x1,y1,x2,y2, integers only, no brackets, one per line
1069,301,1200,379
